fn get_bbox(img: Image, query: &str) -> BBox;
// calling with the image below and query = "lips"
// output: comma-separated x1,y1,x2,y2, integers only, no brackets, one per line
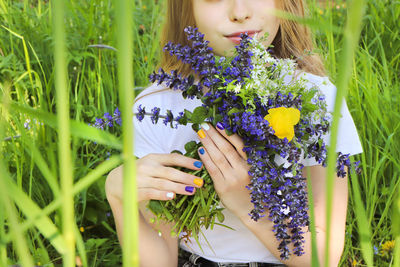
225,30,261,44
225,30,261,38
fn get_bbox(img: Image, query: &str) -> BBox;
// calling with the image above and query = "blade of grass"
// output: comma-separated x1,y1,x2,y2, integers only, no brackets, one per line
349,159,374,266
393,187,400,267
2,155,122,245
74,225,88,267
9,115,61,197
270,9,342,34
305,167,320,267
0,201,6,266
0,83,34,266
52,0,75,265
1,25,34,88
0,165,34,267
324,0,366,266
1,166,66,254
116,0,139,266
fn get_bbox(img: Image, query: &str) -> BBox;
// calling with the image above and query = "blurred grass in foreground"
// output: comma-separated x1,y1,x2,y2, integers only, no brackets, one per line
0,0,399,266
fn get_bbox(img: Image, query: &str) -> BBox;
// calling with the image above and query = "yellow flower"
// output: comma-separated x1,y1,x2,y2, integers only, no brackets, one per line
79,226,85,232
264,107,300,142
381,240,395,255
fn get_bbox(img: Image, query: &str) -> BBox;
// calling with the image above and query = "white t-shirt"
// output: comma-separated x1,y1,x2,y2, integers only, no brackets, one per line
132,72,363,263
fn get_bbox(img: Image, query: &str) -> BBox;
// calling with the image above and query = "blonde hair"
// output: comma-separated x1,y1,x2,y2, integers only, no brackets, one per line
136,0,326,102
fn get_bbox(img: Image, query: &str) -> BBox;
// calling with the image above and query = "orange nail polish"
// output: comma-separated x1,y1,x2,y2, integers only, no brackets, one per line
194,178,204,187
197,129,206,139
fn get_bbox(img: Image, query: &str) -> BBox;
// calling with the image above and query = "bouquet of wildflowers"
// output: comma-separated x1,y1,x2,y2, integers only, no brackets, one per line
97,26,360,259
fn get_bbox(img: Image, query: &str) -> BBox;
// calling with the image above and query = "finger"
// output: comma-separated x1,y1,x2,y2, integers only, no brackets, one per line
214,122,248,160
138,188,177,202
140,177,197,196
199,123,243,165
197,123,232,170
152,166,204,188
197,146,225,190
149,153,203,171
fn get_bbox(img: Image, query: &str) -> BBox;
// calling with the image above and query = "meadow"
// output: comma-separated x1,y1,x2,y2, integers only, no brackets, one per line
0,0,399,266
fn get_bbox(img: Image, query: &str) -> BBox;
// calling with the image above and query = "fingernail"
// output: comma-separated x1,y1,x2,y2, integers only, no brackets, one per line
185,186,194,193
194,178,204,187
216,122,224,130
197,129,206,139
194,161,203,168
200,123,210,131
199,148,205,155
166,192,174,199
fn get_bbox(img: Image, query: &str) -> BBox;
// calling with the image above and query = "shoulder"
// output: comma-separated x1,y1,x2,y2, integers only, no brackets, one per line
134,83,175,109
292,70,336,93
133,82,202,114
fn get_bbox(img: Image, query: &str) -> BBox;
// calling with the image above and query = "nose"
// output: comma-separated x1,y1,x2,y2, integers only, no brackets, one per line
228,0,252,23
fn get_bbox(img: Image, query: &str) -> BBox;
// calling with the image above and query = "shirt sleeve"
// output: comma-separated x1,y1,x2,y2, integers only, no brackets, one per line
301,76,363,166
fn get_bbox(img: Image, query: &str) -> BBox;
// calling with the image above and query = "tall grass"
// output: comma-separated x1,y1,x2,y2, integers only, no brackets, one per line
115,0,139,266
320,0,367,265
0,0,398,266
52,0,76,266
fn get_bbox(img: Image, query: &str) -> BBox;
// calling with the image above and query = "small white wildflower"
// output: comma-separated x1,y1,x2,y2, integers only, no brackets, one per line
281,206,290,215
284,172,294,178
233,84,241,93
277,190,282,196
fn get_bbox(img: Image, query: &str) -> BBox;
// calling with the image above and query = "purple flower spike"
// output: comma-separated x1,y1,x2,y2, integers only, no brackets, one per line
94,118,105,130
113,107,122,126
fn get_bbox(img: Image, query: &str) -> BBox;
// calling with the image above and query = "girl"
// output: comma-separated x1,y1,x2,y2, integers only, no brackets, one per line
105,0,363,266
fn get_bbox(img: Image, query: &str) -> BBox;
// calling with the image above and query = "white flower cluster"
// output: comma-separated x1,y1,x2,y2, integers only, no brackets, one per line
222,34,330,125
244,35,300,98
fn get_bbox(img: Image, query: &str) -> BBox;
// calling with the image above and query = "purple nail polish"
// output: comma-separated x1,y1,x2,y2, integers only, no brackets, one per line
185,186,194,193
216,122,224,130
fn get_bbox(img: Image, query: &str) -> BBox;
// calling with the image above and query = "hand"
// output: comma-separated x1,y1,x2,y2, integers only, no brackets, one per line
196,122,253,219
105,153,205,203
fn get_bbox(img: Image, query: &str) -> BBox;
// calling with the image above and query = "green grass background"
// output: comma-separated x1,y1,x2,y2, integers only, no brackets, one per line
0,0,399,266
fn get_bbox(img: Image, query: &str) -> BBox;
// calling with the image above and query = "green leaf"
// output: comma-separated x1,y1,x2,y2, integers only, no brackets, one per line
214,114,224,123
148,200,163,215
192,123,200,132
84,206,98,224
85,238,108,250
227,107,240,116
216,210,225,223
171,150,183,155
184,141,197,153
184,109,192,120
213,97,222,104
191,106,209,124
